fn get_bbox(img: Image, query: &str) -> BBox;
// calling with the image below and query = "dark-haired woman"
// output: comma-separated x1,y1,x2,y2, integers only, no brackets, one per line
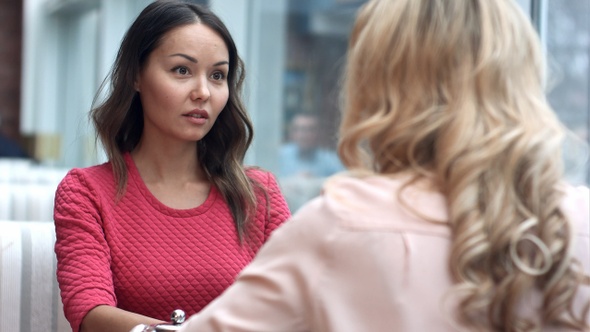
53,1,290,332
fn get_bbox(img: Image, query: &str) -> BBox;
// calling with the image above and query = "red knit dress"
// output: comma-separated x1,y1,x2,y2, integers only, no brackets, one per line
53,153,291,332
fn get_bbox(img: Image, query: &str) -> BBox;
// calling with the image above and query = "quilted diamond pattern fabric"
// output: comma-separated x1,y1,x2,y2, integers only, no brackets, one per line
53,154,291,332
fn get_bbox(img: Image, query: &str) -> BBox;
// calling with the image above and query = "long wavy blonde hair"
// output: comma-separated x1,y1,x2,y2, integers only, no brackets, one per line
338,0,589,330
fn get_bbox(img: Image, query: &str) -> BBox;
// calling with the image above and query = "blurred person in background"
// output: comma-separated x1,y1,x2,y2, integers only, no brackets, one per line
279,112,344,211
279,112,343,179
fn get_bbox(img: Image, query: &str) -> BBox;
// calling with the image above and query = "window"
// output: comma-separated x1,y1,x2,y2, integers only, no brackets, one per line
20,0,590,207
243,0,590,211
543,0,590,185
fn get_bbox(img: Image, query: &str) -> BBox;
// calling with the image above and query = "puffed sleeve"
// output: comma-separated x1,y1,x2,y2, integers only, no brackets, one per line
54,169,117,332
178,196,331,332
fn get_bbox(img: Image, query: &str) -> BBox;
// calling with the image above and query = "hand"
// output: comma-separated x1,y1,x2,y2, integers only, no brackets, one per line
129,324,152,332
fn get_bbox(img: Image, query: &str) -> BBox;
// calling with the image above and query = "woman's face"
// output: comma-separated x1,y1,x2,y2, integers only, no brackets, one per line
135,23,230,145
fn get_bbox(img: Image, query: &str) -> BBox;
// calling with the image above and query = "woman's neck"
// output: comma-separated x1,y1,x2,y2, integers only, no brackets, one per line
130,141,205,185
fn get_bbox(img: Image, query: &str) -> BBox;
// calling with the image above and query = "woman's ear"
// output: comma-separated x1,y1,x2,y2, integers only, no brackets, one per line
134,71,142,92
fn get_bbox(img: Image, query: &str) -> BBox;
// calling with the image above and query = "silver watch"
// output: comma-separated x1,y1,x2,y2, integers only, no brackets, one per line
130,309,186,332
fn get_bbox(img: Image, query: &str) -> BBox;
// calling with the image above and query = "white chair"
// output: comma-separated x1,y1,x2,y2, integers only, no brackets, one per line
0,221,70,332
0,159,67,222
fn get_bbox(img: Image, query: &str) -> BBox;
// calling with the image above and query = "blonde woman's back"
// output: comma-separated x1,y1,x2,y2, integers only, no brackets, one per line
338,0,590,329
308,175,590,331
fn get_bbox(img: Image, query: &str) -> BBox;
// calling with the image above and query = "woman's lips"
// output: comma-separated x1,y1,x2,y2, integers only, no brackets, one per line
183,109,209,124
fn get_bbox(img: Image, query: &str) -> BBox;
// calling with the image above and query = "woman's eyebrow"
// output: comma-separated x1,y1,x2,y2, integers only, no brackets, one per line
169,54,229,67
169,53,197,63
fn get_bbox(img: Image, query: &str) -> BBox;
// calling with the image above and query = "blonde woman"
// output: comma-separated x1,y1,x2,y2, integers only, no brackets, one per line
135,0,589,331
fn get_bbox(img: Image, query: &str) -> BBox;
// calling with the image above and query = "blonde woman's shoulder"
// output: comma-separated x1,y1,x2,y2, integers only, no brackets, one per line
318,172,449,233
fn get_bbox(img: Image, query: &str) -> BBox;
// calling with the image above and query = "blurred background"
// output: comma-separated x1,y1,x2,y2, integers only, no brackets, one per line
0,0,588,212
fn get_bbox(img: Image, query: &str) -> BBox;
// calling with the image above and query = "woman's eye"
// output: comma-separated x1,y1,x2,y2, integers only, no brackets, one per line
174,66,190,75
211,72,225,81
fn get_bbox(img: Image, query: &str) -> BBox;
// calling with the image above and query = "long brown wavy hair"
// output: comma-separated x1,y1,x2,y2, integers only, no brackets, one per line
338,0,589,330
91,0,259,241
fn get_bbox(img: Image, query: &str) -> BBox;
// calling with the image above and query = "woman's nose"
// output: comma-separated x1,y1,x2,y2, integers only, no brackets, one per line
190,76,210,101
